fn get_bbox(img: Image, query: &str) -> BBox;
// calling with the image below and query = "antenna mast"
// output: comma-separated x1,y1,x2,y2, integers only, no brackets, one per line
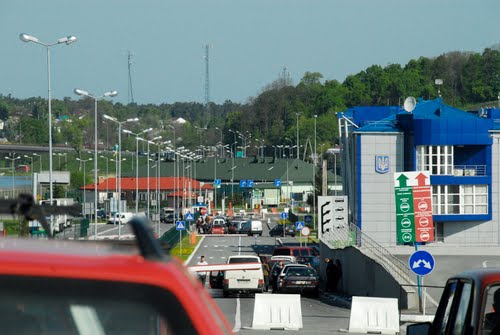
128,51,135,104
204,44,211,126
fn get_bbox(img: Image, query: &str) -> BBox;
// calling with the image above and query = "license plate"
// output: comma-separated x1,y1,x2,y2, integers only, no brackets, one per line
237,279,250,282
295,281,307,285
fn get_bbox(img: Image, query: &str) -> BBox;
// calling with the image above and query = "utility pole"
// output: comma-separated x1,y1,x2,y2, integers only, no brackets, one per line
295,113,301,160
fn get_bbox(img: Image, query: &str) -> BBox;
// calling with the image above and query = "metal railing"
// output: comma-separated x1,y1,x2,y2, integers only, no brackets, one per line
452,165,486,176
321,221,415,290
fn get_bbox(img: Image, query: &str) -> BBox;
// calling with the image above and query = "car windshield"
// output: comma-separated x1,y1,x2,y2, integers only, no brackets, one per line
286,268,316,277
0,276,197,335
228,257,259,264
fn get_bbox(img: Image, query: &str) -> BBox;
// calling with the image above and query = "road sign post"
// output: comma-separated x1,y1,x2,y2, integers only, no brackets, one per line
409,249,435,314
281,212,287,238
176,221,186,256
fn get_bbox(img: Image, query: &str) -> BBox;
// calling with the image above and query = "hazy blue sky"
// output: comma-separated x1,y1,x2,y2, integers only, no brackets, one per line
1,0,499,105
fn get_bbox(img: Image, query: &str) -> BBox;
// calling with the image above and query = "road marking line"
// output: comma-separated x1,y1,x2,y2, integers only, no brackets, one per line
232,298,241,333
184,236,206,265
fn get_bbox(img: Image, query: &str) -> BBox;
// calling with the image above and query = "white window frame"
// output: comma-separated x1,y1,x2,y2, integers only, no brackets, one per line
432,184,488,215
417,145,454,175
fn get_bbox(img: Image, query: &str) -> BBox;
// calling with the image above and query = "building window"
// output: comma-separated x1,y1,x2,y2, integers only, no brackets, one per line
416,145,454,175
432,185,488,215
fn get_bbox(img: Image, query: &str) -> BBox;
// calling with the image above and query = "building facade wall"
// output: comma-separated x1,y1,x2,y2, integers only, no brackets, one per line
358,133,405,246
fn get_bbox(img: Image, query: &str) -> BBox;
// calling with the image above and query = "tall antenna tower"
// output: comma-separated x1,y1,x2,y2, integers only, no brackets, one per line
204,44,211,126
128,50,135,104
279,66,292,87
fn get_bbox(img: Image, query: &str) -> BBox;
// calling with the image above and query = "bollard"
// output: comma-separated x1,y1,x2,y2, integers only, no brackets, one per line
190,231,196,244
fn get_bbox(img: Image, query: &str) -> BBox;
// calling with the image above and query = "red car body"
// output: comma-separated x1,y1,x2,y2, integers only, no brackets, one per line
211,224,225,234
0,238,233,335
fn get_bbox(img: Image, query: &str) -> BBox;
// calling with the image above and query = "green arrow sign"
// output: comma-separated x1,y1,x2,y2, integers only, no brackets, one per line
395,186,415,243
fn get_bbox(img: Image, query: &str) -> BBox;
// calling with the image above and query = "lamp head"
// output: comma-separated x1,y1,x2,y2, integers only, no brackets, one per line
19,33,38,43
58,36,77,45
104,91,118,97
74,88,89,97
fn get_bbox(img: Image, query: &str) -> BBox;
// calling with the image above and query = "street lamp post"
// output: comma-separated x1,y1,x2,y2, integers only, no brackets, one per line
5,156,21,198
76,157,92,219
215,127,223,158
122,128,153,213
103,114,138,221
100,155,110,196
75,89,118,239
20,32,77,233
295,112,301,160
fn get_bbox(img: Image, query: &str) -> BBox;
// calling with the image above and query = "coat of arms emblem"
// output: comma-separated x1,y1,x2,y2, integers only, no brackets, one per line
375,155,389,174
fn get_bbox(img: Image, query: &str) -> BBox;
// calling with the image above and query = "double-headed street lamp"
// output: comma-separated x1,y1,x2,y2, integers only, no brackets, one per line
75,89,118,237
123,128,153,213
100,155,111,195
20,32,77,233
76,157,92,219
103,114,138,216
5,155,21,198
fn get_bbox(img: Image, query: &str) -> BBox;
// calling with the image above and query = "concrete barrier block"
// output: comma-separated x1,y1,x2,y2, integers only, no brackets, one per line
251,293,302,330
348,296,399,334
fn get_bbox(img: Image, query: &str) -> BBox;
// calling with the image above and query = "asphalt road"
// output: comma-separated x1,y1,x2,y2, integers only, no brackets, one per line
56,221,174,239
187,234,354,334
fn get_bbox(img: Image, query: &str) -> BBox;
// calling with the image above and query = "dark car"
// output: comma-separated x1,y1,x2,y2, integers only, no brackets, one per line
269,224,296,237
272,246,319,257
278,266,320,297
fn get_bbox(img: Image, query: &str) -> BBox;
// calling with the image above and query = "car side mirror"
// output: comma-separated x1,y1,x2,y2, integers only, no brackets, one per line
406,322,431,335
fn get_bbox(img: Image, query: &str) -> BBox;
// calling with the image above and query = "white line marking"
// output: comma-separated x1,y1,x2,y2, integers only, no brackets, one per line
232,298,241,333
238,236,241,256
483,260,489,268
184,236,206,265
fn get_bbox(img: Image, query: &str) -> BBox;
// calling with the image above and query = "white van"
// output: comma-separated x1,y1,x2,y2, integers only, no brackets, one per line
107,212,134,225
241,220,263,236
223,255,264,297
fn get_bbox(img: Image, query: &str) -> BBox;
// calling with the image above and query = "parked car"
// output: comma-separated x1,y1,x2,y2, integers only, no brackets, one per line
269,224,296,237
276,264,309,293
278,266,320,297
272,246,319,257
210,224,225,234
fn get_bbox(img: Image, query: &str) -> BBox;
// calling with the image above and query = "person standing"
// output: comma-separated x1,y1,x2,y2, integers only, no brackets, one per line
271,261,284,293
325,258,337,292
197,256,209,286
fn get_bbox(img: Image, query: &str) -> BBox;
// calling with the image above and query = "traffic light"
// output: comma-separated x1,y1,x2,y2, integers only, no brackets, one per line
321,201,331,234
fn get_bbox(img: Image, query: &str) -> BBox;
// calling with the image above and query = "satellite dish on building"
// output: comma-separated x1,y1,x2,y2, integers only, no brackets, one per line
403,97,417,113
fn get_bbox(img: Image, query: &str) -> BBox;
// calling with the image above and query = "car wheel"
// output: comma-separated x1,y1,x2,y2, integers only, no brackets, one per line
291,234,295,237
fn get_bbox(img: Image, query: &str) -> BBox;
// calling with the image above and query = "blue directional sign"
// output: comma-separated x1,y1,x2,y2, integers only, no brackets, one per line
281,212,288,219
274,179,282,187
304,215,313,223
240,180,247,188
185,213,194,221
295,221,305,231
247,180,254,188
175,221,186,231
409,250,435,276
214,179,221,185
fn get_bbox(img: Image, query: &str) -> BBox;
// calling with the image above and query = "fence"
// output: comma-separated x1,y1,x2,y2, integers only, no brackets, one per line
159,222,191,248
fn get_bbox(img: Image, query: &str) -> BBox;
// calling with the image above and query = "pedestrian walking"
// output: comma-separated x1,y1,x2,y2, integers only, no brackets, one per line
259,255,271,291
197,256,209,286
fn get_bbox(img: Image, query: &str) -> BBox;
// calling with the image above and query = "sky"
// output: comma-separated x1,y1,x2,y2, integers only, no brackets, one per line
1,0,499,105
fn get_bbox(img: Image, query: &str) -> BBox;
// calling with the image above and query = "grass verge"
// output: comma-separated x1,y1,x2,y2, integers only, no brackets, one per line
169,235,203,262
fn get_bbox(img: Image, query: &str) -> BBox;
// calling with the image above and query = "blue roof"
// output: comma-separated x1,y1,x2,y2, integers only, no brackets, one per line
340,98,489,133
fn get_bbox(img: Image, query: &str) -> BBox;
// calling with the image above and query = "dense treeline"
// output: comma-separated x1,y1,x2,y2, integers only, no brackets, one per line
0,47,499,158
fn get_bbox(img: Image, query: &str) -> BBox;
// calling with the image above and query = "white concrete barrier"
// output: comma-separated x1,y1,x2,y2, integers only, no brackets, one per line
348,296,399,334
251,293,302,330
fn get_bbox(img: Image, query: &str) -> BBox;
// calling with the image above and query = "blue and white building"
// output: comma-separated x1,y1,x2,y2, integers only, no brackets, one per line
338,98,500,246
